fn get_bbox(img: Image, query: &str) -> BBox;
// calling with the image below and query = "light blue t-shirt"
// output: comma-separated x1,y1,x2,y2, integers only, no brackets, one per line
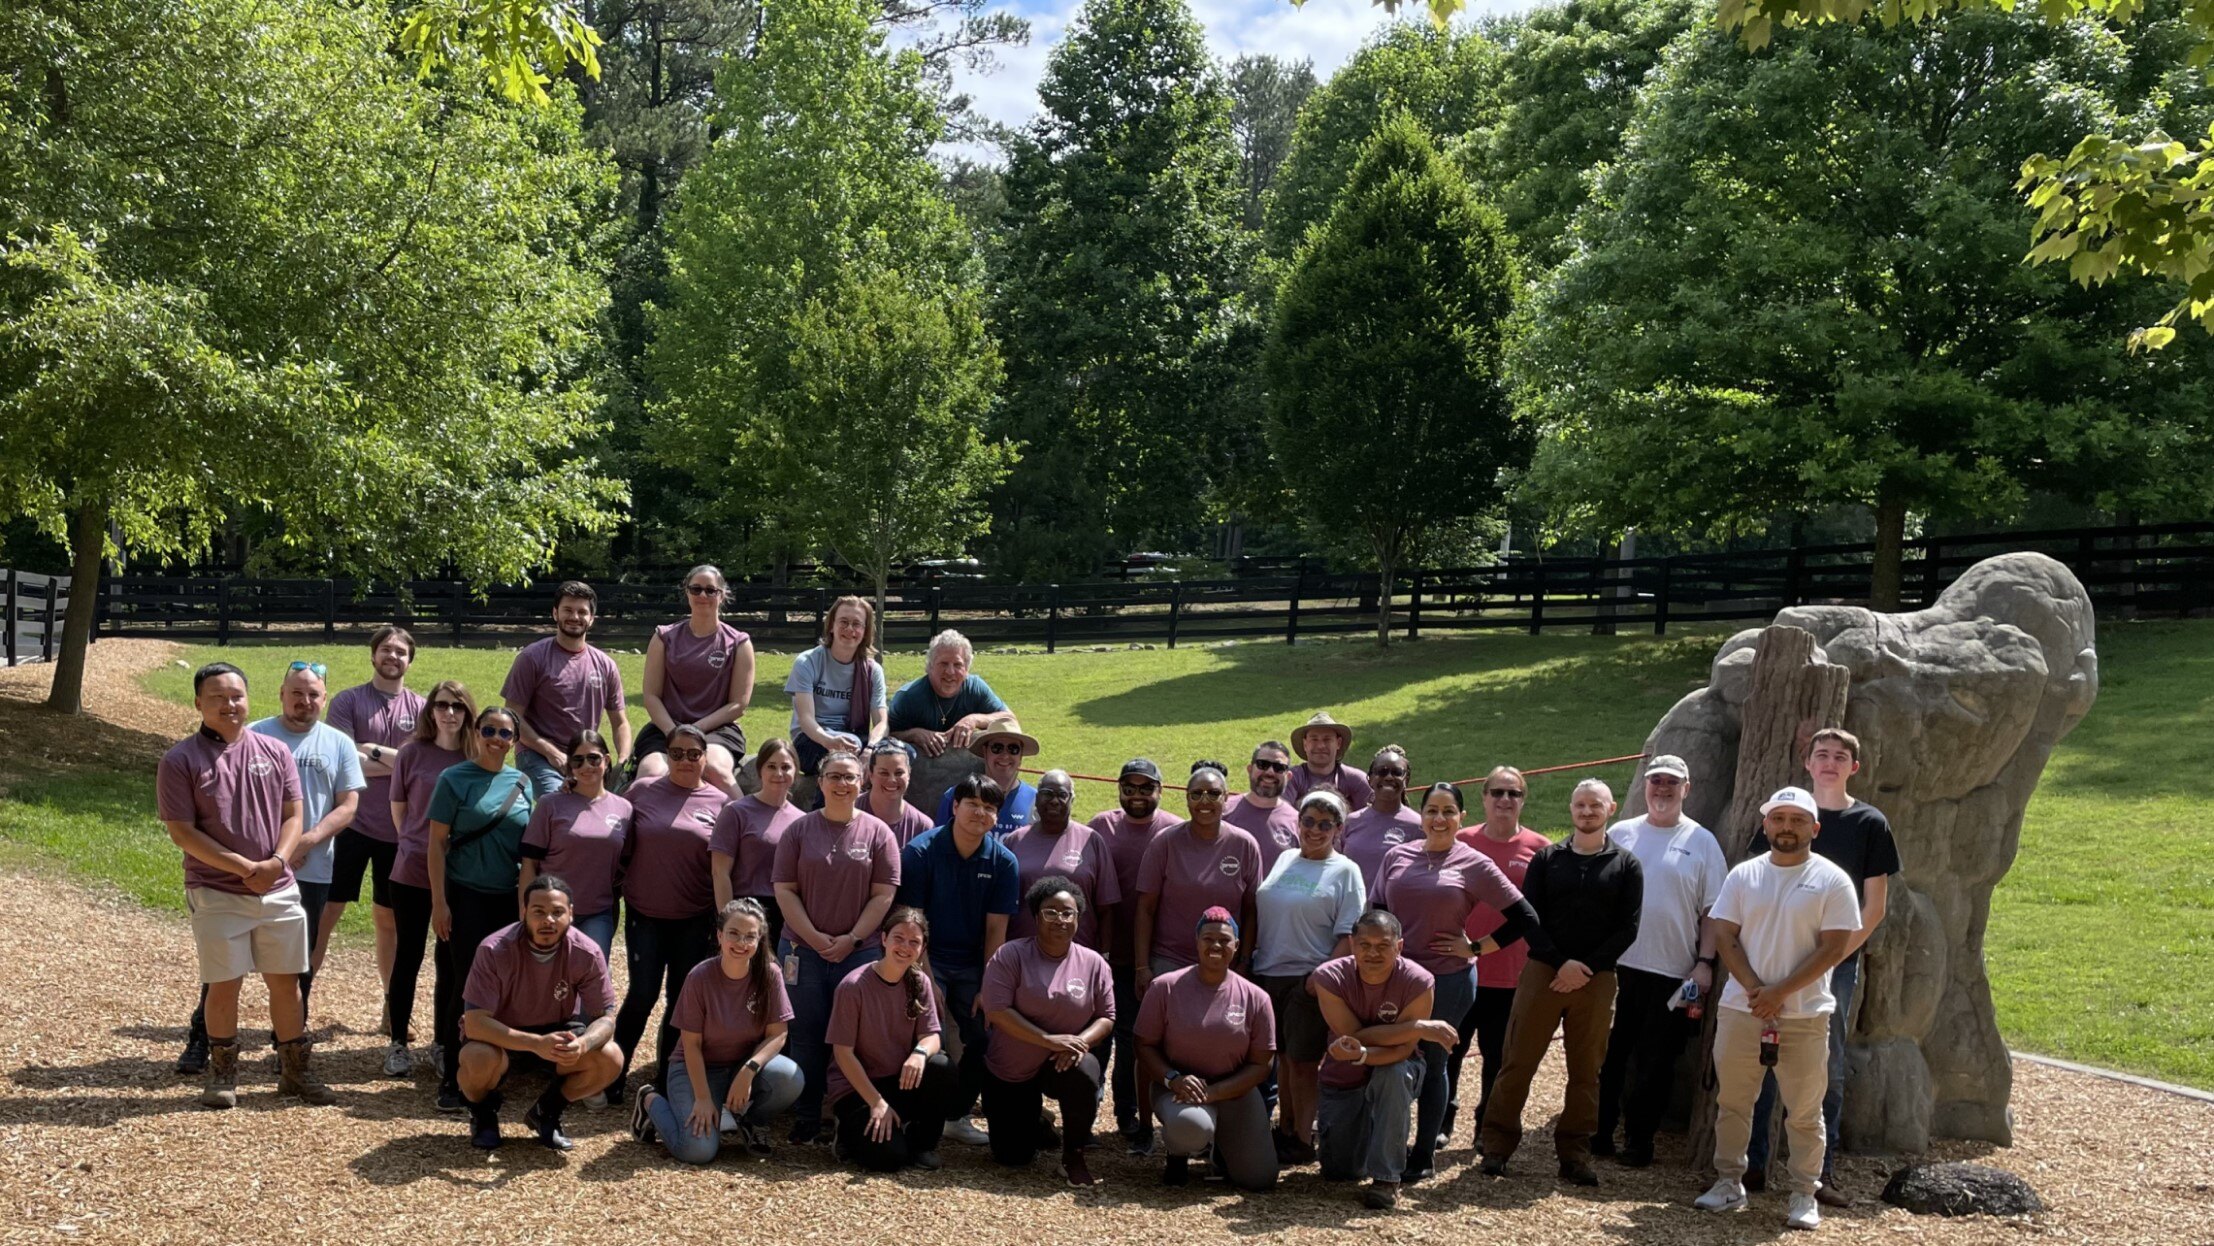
783,645,886,740
1253,850,1368,977
250,718,366,886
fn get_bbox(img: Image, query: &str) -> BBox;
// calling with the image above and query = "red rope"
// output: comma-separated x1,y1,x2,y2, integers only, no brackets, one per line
1019,752,1647,793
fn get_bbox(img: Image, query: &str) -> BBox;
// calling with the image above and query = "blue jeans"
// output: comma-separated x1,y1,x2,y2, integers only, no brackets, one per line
1409,964,1473,1175
1318,1060,1423,1183
1748,956,1859,1180
932,964,988,1118
786,940,883,1127
517,749,565,797
575,909,617,963
648,1054,805,1164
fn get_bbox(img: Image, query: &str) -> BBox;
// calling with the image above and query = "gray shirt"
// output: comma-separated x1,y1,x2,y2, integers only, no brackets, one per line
248,718,366,885
783,645,885,739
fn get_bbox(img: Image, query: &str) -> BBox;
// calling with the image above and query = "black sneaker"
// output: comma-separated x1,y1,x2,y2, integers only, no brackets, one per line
629,1088,660,1145
1559,1159,1600,1186
1403,1165,1436,1184
912,1149,943,1171
436,1084,466,1113
1162,1155,1189,1186
1590,1133,1617,1159
602,1079,627,1107
734,1118,773,1157
525,1102,574,1151
1619,1143,1654,1169
176,1030,210,1077
1480,1155,1509,1177
788,1118,822,1146
1126,1125,1155,1158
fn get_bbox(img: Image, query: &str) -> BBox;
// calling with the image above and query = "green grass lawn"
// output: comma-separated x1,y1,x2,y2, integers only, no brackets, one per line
1,619,2206,1088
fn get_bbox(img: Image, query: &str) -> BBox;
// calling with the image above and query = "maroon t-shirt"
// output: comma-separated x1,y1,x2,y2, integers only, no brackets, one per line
1137,824,1263,968
620,777,723,919
669,958,794,1070
519,789,632,917
824,963,940,1103
325,684,424,843
1340,805,1421,886
710,794,805,900
389,741,465,889
771,809,900,949
1370,839,1525,975
1135,966,1276,1080
1458,826,1550,989
1090,808,1183,966
655,620,748,725
980,938,1116,1081
500,637,626,749
1224,794,1301,874
1308,955,1437,1089
461,922,615,1034
1001,822,1123,946
1286,762,1373,808
157,728,303,896
863,795,935,849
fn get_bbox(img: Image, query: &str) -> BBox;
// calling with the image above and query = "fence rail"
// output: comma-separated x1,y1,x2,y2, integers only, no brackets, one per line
66,520,2214,653
2,568,68,666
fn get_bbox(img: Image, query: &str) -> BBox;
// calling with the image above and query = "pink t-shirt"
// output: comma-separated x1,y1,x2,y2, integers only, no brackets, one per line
519,790,632,917
157,729,303,896
1287,762,1373,809
980,938,1116,1081
1137,824,1264,968
1224,794,1301,874
461,923,614,1034
1309,956,1437,1088
710,795,804,899
863,795,935,848
1091,808,1183,965
1369,839,1525,976
1001,822,1123,946
824,963,940,1103
1340,805,1421,885
389,741,464,888
655,620,749,724
669,958,794,1070
500,637,626,749
325,684,424,843
620,777,724,919
771,809,900,949
1458,826,1550,989
1135,966,1276,1080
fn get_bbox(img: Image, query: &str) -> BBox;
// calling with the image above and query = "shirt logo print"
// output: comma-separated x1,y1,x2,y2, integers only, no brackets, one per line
707,651,728,669
1064,980,1087,1003
247,756,276,778
553,979,571,1003
1225,1004,1247,1026
1062,851,1083,869
1378,1001,1401,1022
586,672,604,688
693,810,716,826
395,715,417,732
844,842,872,861
1438,868,1463,887
1217,857,1241,877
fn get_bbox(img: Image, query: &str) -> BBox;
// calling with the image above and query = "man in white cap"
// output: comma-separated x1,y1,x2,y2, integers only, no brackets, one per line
1594,754,1727,1168
1287,713,1372,808
933,713,1038,835
1694,786,1861,1231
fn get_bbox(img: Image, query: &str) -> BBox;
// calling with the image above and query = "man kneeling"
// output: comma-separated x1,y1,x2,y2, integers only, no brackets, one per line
1310,909,1458,1209
459,875,624,1150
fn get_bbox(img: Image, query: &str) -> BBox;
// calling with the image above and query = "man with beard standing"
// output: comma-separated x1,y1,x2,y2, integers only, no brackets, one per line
504,581,632,798
1225,741,1300,874
1089,758,1182,1150
323,624,424,1036
1287,712,1372,808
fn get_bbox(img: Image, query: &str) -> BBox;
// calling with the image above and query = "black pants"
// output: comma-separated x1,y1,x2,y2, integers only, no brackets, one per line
1442,981,1518,1141
1596,965,1692,1151
614,909,717,1089
831,1053,962,1172
435,885,516,1087
982,1055,1102,1166
386,881,433,1045
1108,962,1142,1128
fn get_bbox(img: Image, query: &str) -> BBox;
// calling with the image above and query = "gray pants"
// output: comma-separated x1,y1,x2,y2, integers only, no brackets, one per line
1317,1059,1423,1183
1154,1085,1278,1191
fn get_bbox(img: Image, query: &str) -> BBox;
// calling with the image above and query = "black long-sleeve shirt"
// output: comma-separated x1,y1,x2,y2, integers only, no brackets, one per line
1520,838,1643,973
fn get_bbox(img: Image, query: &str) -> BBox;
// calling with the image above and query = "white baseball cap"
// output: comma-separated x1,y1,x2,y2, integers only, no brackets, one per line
1645,754,1690,780
1760,786,1819,819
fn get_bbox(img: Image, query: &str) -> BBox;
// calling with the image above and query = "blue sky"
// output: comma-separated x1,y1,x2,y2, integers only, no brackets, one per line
910,0,1537,154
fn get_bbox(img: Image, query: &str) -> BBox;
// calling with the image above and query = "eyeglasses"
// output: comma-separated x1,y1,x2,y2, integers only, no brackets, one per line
573,753,608,767
667,748,705,761
719,928,760,942
479,726,516,740
1372,766,1407,778
1251,759,1288,773
1486,788,1526,801
821,772,861,785
431,700,468,714
685,583,721,597
287,660,328,677
984,742,1023,756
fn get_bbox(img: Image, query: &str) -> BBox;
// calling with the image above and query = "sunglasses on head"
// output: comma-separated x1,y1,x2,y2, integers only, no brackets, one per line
287,660,328,678
431,700,468,714
1487,788,1526,800
479,725,516,740
667,748,705,761
1251,759,1288,773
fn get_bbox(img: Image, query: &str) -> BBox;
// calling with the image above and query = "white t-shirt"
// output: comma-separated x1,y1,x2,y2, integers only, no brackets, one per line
1710,853,1862,1018
1607,816,1727,977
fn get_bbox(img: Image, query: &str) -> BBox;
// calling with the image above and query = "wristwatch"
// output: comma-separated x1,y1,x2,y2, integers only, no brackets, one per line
1162,1069,1184,1087
911,1044,930,1057
742,1058,762,1074
1698,955,1719,968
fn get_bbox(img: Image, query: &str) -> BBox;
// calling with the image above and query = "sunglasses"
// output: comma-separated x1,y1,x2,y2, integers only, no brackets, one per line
1372,766,1407,778
1646,775,1684,786
287,660,328,678
1297,814,1340,830
984,742,1023,755
431,700,468,714
685,583,721,597
573,753,608,767
1187,790,1225,801
1251,759,1289,773
1487,788,1526,800
479,726,516,740
667,748,705,761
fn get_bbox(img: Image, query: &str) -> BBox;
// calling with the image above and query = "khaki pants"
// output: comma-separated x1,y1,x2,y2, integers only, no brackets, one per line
1712,1007,1829,1194
1477,959,1616,1164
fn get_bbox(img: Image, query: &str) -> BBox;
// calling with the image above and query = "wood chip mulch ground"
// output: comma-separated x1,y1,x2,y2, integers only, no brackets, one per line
0,642,2208,1244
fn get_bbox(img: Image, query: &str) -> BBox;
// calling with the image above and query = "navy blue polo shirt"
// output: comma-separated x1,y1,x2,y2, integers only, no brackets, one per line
897,823,1022,975
934,779,1037,836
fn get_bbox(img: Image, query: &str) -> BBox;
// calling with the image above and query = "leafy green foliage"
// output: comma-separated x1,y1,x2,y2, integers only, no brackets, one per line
1264,115,1524,644
1230,55,1322,231
400,0,606,105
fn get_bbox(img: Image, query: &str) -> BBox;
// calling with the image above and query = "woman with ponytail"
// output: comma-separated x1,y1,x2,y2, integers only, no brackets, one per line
826,907,964,1172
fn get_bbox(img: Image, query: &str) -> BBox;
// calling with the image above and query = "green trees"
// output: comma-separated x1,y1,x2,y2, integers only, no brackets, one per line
1518,12,2214,607
1229,55,1321,231
0,0,620,714
989,0,1254,578
648,0,1010,612
1264,116,1523,645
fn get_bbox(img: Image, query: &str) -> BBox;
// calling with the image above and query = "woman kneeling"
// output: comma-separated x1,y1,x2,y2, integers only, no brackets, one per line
981,876,1116,1185
828,907,964,1171
633,898,804,1162
1136,906,1280,1191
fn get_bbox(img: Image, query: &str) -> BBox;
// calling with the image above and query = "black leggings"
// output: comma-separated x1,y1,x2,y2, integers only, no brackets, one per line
831,1053,963,1171
386,882,433,1045
434,885,516,1085
1443,981,1519,1139
982,1055,1103,1166
614,909,717,1089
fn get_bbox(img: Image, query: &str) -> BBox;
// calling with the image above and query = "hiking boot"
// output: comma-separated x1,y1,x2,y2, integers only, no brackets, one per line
1694,1178,1748,1213
276,1037,337,1105
177,1028,211,1077
524,1093,574,1151
1816,1181,1851,1208
199,1038,239,1109
1785,1192,1821,1230
1559,1158,1600,1186
1362,1180,1399,1209
467,1090,504,1149
383,1041,413,1078
1619,1142,1654,1168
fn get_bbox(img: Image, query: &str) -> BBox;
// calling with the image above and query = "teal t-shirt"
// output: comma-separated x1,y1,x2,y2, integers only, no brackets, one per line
427,761,534,894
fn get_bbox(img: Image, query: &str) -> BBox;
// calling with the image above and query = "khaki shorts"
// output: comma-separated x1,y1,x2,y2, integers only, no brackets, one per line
187,883,311,982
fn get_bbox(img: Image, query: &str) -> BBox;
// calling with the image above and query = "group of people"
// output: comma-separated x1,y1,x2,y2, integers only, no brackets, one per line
155,572,1900,1229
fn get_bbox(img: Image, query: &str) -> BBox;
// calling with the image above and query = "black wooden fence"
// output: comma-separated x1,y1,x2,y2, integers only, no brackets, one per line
2,568,67,666
61,520,2214,653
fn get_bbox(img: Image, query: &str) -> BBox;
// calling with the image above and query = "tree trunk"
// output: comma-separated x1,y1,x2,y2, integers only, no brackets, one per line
1870,483,1907,611
43,501,107,716
1375,553,1396,648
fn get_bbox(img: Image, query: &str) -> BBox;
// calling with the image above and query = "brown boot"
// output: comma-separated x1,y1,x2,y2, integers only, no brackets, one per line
200,1038,239,1109
276,1036,337,1105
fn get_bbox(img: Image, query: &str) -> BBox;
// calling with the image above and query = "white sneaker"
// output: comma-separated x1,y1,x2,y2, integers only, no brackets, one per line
1785,1192,1821,1230
382,1042,412,1077
1695,1178,1748,1212
946,1116,991,1146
